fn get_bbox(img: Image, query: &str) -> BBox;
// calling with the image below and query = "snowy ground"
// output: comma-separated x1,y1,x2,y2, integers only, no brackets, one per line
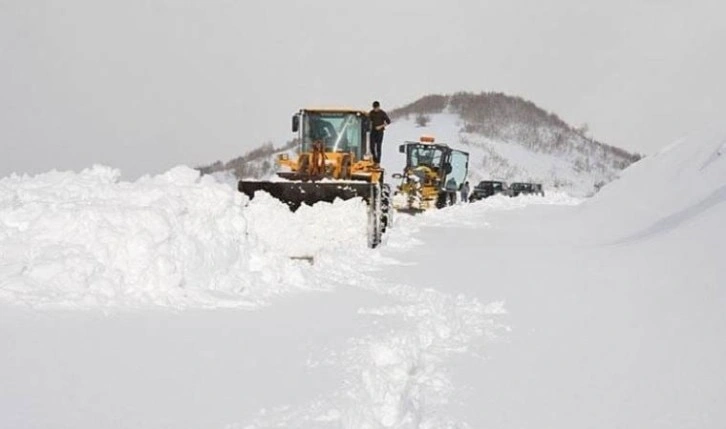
1,124,725,428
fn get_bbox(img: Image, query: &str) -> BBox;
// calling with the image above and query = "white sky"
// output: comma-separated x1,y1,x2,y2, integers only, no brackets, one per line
1,0,724,179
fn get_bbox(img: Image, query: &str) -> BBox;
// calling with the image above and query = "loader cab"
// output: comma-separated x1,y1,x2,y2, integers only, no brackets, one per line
292,109,368,161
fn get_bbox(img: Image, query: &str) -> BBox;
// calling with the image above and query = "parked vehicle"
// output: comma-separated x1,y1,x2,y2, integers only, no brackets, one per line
509,182,545,197
469,180,508,202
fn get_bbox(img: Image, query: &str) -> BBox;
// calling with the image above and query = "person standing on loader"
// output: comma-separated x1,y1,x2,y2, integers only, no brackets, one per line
368,101,391,164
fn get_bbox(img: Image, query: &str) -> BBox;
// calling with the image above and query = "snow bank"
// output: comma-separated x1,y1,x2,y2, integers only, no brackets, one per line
580,122,726,240
0,165,369,308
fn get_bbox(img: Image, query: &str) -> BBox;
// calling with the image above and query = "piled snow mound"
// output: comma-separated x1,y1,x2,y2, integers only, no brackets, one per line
242,191,369,256
581,123,726,239
0,165,368,308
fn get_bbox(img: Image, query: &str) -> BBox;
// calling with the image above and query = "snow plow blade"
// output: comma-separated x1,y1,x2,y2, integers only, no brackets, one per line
395,207,426,215
238,180,389,249
238,180,376,211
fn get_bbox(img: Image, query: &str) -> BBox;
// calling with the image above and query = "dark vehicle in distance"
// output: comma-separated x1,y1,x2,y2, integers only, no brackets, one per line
509,182,545,197
469,180,508,202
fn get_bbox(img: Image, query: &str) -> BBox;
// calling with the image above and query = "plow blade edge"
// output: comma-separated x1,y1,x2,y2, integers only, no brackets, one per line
238,180,376,211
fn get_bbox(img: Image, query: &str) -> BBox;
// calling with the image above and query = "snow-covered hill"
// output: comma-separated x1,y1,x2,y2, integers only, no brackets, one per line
384,92,639,196
381,111,627,197
199,92,639,197
1,123,723,428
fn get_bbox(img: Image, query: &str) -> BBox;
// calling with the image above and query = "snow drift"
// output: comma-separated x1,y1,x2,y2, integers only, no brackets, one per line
0,165,370,308
580,122,726,240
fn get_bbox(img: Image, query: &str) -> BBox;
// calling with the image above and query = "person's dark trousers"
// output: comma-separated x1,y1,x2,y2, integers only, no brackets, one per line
369,130,384,164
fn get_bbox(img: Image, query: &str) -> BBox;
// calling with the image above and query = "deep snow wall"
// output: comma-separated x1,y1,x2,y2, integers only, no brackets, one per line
0,165,368,308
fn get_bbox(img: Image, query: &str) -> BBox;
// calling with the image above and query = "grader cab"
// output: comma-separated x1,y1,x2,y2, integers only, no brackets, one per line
391,136,470,213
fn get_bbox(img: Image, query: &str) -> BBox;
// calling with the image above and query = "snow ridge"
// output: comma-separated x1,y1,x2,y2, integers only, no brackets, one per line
0,165,347,309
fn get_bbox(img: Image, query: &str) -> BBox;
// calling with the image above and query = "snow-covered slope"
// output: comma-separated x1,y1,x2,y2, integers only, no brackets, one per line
579,122,726,240
197,141,297,181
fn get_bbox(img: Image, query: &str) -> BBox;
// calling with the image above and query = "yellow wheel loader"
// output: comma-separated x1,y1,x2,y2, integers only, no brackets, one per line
391,136,470,214
238,108,392,248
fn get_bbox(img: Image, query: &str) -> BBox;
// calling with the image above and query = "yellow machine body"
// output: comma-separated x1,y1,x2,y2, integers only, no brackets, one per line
238,107,391,248
392,136,470,213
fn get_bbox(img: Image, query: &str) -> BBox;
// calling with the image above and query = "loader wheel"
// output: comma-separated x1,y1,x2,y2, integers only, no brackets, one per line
381,184,392,232
367,184,383,249
436,192,448,209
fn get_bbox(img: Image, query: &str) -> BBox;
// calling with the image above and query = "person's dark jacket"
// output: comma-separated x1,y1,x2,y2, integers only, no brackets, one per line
369,109,391,132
